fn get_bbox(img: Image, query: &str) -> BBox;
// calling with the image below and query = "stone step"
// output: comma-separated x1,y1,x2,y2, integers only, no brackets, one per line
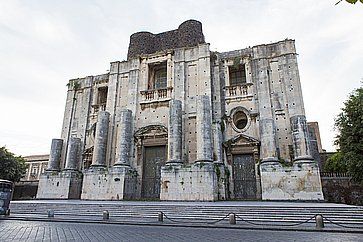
10,212,363,224
10,208,363,216
9,201,363,227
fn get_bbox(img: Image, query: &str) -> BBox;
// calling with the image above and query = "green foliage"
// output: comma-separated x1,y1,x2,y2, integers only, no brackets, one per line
334,87,363,183
214,165,221,179
0,147,27,182
67,80,81,90
324,152,348,173
336,0,363,5
73,81,81,90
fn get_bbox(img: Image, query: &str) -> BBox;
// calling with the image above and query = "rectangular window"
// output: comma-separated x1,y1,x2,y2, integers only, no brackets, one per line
97,87,108,105
229,64,246,85
149,62,167,89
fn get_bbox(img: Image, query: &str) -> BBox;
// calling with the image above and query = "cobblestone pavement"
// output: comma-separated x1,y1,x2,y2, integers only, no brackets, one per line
0,220,362,242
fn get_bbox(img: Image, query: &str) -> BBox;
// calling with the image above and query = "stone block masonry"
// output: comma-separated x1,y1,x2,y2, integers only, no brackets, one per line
127,20,205,59
81,166,137,200
260,162,324,200
160,163,218,201
37,171,83,199
37,20,323,201
81,109,138,200
37,137,83,199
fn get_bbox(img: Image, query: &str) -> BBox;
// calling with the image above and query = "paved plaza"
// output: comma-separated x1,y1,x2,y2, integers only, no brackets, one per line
0,220,362,242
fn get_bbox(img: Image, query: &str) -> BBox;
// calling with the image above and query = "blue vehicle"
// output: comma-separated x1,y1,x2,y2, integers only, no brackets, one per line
0,179,13,215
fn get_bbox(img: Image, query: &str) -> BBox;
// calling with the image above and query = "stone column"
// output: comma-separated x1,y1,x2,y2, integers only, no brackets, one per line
91,111,110,167
291,115,313,161
64,137,81,170
196,95,213,162
167,99,183,164
47,139,63,171
254,59,278,162
114,109,132,166
212,123,223,164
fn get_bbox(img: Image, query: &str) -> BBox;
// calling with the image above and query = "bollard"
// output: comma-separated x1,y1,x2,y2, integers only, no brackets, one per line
47,210,54,218
103,210,109,220
158,212,164,222
229,213,236,225
315,214,324,229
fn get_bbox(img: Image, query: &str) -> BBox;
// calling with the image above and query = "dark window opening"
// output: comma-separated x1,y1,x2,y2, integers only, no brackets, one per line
97,87,108,105
229,64,246,85
149,62,167,89
233,110,248,130
82,146,94,169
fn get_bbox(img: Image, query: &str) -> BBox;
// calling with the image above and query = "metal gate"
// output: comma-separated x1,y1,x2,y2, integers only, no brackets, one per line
233,154,257,200
141,146,166,199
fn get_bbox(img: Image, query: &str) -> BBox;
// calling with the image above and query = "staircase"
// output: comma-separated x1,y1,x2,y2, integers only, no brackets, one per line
8,201,363,228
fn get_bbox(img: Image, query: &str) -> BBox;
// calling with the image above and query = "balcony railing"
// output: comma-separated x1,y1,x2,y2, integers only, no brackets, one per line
92,104,106,113
140,87,173,103
225,83,253,99
90,104,106,119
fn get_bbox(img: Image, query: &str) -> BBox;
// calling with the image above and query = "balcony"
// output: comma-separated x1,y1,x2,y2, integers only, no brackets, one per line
225,83,253,101
140,87,173,104
90,103,106,119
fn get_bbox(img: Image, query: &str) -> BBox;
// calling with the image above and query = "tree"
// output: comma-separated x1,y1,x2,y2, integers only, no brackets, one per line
324,152,348,173
336,0,363,5
0,147,27,182
334,86,363,183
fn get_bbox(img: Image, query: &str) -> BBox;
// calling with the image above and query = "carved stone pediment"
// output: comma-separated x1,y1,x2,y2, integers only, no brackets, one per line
223,133,260,148
224,134,260,163
134,124,168,141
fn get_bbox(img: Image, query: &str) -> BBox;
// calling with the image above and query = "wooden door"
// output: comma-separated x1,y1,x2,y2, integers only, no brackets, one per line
141,146,166,199
233,154,257,200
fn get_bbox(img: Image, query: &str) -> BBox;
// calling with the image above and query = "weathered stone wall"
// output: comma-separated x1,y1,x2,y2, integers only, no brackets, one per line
40,21,323,201
81,167,137,200
321,175,363,205
160,163,218,201
37,171,83,199
260,162,324,200
127,20,205,59
60,74,109,170
13,181,38,200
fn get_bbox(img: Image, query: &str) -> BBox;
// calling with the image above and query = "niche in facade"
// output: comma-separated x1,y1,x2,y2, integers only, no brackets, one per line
148,62,167,89
229,64,246,85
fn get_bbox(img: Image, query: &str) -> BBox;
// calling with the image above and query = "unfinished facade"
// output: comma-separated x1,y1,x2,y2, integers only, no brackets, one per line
37,20,323,201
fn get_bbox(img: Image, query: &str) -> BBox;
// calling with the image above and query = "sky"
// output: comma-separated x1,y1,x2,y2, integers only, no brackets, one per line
0,0,362,156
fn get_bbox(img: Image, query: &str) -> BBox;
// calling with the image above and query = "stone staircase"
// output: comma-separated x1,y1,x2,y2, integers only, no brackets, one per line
8,201,363,228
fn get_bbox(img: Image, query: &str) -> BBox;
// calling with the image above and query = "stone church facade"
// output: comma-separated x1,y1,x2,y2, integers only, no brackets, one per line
37,20,324,201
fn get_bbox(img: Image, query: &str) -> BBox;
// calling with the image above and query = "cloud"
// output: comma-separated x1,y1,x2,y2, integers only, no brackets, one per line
0,0,362,155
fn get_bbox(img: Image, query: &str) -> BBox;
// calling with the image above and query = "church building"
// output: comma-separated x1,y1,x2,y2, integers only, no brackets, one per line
37,20,324,201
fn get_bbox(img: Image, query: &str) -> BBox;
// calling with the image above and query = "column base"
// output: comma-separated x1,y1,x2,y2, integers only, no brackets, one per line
36,170,83,199
260,161,324,201
81,166,138,200
261,157,279,163
160,162,222,201
166,159,183,165
294,155,314,162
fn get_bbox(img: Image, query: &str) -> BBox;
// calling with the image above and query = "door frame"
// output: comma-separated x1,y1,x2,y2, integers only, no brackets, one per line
141,145,167,199
224,134,261,200
232,153,257,200
134,125,168,199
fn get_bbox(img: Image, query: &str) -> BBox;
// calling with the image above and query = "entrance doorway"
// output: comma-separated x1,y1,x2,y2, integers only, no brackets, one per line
141,146,166,199
233,154,257,200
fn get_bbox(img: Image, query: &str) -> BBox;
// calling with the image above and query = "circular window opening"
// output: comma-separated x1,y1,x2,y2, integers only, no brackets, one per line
233,111,248,130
